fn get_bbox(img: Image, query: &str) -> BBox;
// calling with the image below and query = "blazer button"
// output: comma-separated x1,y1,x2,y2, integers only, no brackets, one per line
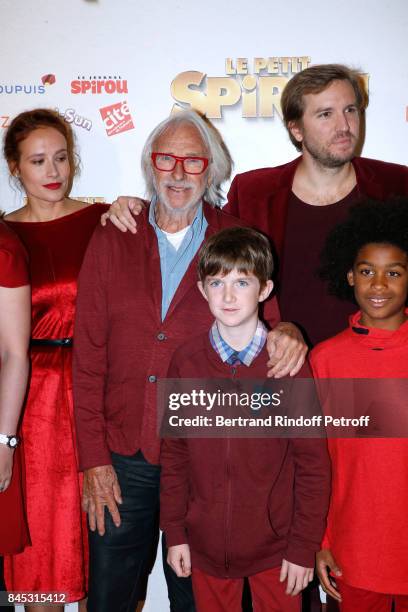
157,332,166,341
148,375,157,383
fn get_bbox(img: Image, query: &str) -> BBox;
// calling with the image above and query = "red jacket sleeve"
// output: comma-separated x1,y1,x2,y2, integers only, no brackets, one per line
309,350,332,551
160,354,190,547
73,225,111,471
0,223,29,288
285,361,331,566
285,436,331,566
160,436,190,547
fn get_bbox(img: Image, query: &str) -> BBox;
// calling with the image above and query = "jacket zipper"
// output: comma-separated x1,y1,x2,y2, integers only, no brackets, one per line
224,364,237,574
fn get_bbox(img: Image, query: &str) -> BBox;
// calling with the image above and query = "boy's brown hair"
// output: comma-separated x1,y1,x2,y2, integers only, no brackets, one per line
198,226,273,287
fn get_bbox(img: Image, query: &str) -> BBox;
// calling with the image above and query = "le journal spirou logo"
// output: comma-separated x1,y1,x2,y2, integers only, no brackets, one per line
71,75,128,95
171,56,312,119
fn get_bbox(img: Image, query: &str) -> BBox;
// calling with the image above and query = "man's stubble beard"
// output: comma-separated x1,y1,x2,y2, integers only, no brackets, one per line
154,177,207,218
303,134,358,169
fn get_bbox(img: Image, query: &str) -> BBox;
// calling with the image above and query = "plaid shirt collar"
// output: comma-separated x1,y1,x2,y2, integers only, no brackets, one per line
209,320,267,367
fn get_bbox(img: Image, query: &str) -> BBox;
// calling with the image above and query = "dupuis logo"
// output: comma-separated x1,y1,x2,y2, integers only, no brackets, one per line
42,74,56,86
0,74,55,95
72,75,128,95
99,100,134,137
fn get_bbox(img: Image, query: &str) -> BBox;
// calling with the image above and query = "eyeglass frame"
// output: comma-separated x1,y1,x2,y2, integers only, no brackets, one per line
151,152,210,175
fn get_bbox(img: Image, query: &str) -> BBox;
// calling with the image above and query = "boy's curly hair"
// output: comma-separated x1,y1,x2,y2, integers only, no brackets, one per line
320,197,408,302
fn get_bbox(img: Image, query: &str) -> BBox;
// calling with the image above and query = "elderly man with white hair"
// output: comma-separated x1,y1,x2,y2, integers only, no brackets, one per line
73,110,305,612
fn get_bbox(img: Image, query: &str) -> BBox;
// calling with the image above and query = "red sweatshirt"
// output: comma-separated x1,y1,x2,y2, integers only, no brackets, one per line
310,311,408,594
160,332,330,578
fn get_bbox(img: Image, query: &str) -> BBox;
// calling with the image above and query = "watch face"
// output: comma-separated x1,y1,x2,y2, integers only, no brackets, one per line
8,437,18,448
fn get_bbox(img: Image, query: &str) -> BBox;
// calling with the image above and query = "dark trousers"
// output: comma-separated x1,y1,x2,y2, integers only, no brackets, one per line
87,451,195,612
302,580,323,612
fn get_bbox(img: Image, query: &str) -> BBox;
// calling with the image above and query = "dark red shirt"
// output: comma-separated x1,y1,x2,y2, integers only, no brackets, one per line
278,189,357,346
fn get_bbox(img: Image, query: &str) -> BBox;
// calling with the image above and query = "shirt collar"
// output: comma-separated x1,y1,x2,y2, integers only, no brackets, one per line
209,320,267,366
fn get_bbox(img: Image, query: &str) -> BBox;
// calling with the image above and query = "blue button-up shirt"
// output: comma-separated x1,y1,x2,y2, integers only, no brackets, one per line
149,198,208,320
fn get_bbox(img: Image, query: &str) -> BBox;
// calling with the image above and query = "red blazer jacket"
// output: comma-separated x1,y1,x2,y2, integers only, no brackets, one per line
73,202,280,470
225,156,408,263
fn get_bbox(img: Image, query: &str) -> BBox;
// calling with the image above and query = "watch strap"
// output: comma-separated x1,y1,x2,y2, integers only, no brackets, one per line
0,433,20,448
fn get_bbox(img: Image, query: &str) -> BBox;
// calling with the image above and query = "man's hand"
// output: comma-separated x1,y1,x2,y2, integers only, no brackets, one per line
0,445,14,493
82,465,123,536
167,544,192,577
316,549,342,602
100,196,144,233
280,559,314,596
266,322,308,378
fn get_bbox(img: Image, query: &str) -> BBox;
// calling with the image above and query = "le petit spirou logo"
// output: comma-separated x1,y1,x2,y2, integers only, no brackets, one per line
171,56,311,119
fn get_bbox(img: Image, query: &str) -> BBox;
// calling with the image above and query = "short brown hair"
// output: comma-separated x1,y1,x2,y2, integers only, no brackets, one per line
4,108,79,195
198,226,273,287
281,64,368,151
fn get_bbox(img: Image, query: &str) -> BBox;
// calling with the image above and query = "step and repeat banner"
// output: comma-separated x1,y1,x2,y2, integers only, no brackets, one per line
0,0,407,214
1,0,407,609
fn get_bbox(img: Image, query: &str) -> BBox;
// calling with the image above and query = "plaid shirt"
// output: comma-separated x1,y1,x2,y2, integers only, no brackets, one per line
209,319,267,367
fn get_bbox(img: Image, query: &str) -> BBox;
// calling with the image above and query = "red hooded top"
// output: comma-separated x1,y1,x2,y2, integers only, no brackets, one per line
310,311,408,594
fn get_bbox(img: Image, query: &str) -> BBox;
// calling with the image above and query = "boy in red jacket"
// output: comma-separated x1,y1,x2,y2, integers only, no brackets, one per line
311,198,408,611
160,227,330,611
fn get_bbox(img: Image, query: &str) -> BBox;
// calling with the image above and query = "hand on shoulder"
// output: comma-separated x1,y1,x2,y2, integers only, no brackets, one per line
100,196,145,233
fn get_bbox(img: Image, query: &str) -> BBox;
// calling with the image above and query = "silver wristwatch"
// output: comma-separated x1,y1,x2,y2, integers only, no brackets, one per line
0,433,20,448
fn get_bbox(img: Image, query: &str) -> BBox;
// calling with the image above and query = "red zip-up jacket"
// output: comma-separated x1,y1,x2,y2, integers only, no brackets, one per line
160,332,331,578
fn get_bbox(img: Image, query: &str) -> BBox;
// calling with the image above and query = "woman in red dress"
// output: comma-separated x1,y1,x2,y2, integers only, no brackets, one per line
0,222,30,589
3,109,108,611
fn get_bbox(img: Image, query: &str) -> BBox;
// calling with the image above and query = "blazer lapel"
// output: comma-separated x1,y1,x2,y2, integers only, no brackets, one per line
352,157,387,200
143,207,163,323
269,158,300,280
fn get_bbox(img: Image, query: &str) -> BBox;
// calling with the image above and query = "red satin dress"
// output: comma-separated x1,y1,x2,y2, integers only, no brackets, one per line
5,204,108,602
0,222,30,554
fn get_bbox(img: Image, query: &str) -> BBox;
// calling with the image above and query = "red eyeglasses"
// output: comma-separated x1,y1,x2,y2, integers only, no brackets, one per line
151,153,209,175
